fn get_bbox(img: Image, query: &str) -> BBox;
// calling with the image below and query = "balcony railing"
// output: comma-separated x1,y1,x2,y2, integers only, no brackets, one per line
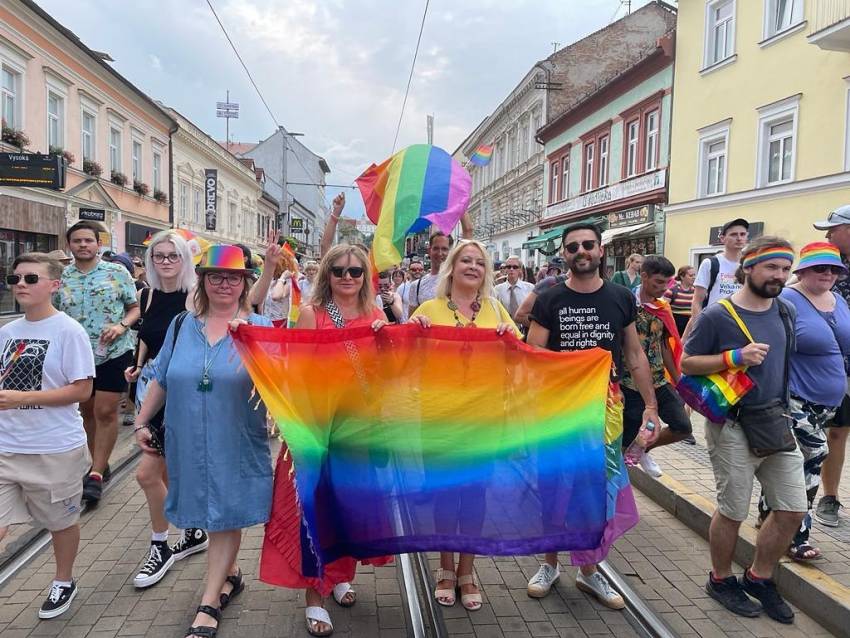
809,0,850,50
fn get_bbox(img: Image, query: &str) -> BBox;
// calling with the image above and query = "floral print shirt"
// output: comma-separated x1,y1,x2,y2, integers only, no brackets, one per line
622,301,668,391
57,260,138,364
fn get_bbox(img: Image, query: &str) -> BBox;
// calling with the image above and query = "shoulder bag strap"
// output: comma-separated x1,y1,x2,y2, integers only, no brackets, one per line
324,299,347,329
718,299,756,343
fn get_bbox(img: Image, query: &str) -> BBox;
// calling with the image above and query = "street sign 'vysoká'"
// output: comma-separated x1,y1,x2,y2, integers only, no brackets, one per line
0,152,65,190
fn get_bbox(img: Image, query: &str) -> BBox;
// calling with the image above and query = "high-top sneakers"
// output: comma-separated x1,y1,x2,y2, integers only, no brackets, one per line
133,541,174,588
171,528,209,561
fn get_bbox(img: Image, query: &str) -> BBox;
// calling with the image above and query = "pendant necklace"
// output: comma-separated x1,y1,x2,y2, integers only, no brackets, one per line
446,292,481,328
198,310,239,392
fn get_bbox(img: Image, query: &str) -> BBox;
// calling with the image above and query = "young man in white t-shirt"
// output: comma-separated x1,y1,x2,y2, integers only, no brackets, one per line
685,218,749,338
0,253,95,620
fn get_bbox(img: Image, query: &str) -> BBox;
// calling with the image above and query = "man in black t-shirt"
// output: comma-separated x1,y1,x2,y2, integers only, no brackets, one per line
524,223,658,609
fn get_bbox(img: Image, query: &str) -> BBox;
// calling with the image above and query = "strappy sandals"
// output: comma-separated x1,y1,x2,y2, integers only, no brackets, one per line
185,604,220,638
457,573,483,611
219,568,244,608
434,568,457,607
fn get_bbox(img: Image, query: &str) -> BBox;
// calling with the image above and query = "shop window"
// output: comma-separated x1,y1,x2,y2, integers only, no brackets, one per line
0,229,57,315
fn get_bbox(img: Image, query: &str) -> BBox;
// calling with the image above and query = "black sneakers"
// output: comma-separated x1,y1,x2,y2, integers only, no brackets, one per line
133,541,174,588
742,571,794,624
171,528,209,561
38,581,77,619
81,474,103,507
705,574,761,618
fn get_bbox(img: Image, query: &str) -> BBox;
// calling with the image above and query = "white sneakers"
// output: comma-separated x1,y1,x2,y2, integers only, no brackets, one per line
527,563,625,610
638,451,663,478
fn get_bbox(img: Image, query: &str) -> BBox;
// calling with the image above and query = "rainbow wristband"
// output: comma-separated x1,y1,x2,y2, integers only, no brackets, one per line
723,349,743,368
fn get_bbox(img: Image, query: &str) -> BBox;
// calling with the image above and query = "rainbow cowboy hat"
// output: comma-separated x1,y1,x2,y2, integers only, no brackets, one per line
793,241,848,274
195,244,253,274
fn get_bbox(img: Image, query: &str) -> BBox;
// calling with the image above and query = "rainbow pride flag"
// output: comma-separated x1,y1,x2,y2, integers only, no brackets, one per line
676,369,755,424
282,243,301,328
469,144,494,167
233,325,638,574
356,145,471,272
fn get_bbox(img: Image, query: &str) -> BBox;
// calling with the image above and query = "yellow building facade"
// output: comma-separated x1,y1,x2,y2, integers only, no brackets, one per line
666,0,850,267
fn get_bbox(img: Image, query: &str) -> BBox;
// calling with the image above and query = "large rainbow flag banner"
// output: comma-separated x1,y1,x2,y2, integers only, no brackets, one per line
233,324,638,575
356,145,471,272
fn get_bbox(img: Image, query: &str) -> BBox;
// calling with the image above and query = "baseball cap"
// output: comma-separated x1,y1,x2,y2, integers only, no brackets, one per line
813,204,850,230
547,257,565,272
721,218,749,235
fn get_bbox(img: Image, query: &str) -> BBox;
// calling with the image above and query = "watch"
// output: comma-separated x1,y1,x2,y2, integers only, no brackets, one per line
119,320,128,329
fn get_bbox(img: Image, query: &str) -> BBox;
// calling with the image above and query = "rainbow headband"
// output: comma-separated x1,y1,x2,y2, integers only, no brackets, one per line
742,246,795,269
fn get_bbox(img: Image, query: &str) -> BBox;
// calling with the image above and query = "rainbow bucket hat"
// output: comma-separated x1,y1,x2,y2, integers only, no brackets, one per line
195,244,251,273
793,241,848,274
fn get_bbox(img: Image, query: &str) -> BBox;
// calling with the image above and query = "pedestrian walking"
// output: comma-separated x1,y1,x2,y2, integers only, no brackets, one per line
494,256,533,326
755,241,850,560
686,218,749,336
0,252,94,619
123,230,209,589
812,205,850,527
133,244,273,638
409,239,519,612
664,265,696,337
524,223,658,609
611,253,643,290
56,221,140,507
260,244,391,637
682,236,805,624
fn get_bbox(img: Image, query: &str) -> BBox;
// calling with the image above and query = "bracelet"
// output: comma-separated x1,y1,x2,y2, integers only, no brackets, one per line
723,349,743,368
133,424,149,433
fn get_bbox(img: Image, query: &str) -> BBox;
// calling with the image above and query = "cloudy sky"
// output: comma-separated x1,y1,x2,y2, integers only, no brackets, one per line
38,0,652,216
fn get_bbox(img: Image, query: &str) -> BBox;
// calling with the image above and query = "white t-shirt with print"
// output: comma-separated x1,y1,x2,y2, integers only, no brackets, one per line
694,253,741,308
0,312,95,454
407,274,439,313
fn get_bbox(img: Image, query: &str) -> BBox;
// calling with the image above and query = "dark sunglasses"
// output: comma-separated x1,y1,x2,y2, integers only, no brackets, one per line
564,240,598,254
504,264,521,270
811,265,845,275
6,274,45,285
330,266,365,279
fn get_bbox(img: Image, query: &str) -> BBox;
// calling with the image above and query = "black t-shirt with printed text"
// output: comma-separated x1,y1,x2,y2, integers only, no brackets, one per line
530,280,637,381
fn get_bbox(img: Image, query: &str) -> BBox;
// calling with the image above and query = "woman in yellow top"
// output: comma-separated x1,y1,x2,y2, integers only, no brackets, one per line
409,239,518,612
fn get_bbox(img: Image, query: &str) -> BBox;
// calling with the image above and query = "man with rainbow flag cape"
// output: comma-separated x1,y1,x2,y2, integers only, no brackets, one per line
620,255,693,478
524,222,658,609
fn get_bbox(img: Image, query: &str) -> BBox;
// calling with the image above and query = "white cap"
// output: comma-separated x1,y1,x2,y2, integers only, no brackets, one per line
814,204,850,230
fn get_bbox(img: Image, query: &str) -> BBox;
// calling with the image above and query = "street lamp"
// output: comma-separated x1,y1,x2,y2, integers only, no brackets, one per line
279,126,304,237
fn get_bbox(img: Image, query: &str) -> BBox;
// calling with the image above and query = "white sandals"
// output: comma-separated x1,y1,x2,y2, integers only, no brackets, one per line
434,568,457,607
305,606,333,637
331,582,356,607
458,573,483,611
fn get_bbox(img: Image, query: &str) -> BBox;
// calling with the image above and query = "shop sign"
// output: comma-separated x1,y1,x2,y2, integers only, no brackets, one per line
607,205,654,229
290,217,303,231
204,169,217,231
708,221,764,246
544,168,666,220
78,207,105,222
611,236,657,257
0,152,65,190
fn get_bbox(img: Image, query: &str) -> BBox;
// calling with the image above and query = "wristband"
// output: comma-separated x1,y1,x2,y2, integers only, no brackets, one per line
133,424,149,433
119,321,128,329
723,349,743,368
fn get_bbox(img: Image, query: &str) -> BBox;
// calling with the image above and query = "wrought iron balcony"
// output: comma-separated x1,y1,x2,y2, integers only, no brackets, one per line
809,0,850,51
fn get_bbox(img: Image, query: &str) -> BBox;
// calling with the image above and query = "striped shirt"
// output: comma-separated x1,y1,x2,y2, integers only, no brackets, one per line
663,284,694,316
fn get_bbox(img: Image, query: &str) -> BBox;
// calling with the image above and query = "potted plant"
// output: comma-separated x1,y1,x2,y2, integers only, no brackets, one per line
2,126,29,149
110,171,128,187
83,159,103,177
153,189,168,204
133,180,150,197
49,146,76,165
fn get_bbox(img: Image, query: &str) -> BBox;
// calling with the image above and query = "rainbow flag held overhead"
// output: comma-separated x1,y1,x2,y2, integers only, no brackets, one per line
232,324,638,576
281,242,301,328
356,145,471,272
469,144,494,167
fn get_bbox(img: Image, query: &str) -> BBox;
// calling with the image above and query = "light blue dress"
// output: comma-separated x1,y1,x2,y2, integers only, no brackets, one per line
153,312,273,531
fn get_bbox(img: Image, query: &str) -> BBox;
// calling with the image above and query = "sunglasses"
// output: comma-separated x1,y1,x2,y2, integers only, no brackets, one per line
330,266,365,279
811,265,845,275
206,272,244,286
505,264,521,270
564,240,599,254
6,274,45,285
151,253,181,264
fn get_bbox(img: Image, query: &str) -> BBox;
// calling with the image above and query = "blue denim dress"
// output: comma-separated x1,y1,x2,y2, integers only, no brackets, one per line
153,313,273,531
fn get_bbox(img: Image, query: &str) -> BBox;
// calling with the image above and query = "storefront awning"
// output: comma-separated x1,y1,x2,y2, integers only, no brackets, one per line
601,222,654,246
522,225,567,251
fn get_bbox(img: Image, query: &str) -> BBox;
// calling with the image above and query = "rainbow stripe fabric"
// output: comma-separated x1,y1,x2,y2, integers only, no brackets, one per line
469,144,494,167
232,325,638,573
197,244,245,271
356,145,471,272
742,246,795,268
795,241,845,272
281,243,301,328
676,369,755,424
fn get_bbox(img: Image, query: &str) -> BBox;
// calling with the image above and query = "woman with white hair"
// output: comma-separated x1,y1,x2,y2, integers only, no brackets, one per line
123,230,209,590
409,239,519,611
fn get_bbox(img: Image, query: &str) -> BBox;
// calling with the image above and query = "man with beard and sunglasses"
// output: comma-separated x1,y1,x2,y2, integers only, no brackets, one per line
682,237,805,625
524,223,658,610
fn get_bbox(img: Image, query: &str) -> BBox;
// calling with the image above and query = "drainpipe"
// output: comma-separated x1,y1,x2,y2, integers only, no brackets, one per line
167,121,178,227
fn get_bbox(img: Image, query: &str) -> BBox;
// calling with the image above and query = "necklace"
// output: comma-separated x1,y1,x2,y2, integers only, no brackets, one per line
198,309,241,392
446,292,481,328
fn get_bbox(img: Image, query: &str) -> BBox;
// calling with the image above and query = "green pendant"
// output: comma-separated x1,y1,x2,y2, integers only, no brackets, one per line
198,374,213,392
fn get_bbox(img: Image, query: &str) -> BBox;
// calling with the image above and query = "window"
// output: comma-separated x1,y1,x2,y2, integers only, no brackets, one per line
109,128,121,173
179,180,189,220
519,121,529,162
1,67,19,129
550,161,559,204
193,186,202,223
697,121,730,198
0,229,57,314
132,140,142,182
757,95,799,187
625,120,639,177
152,151,161,191
705,0,736,67
764,0,803,39
229,202,238,233
47,92,63,149
598,136,609,187
561,153,570,200
81,110,96,161
645,110,659,171
584,143,595,192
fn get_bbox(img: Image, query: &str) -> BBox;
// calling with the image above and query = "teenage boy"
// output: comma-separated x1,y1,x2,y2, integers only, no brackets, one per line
0,253,95,619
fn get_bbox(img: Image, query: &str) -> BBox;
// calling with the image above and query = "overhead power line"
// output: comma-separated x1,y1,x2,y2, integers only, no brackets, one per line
391,0,431,154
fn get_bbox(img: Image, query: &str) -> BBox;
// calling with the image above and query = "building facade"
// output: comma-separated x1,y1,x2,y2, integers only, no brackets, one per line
166,106,269,256
0,0,176,314
459,1,677,267
536,34,675,272
666,0,850,267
